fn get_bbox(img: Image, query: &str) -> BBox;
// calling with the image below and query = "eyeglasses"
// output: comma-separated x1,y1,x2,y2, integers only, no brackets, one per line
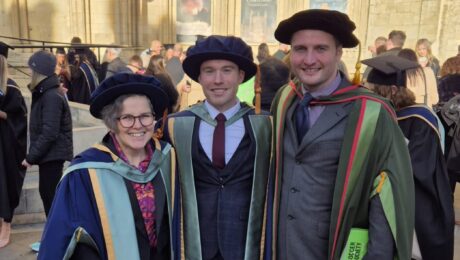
117,113,155,128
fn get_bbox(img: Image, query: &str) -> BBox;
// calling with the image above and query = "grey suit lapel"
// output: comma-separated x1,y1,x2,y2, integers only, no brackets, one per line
285,98,302,147
298,76,353,149
300,102,349,148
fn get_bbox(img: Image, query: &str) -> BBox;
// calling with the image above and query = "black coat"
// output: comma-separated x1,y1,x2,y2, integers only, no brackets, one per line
0,80,28,220
27,75,73,164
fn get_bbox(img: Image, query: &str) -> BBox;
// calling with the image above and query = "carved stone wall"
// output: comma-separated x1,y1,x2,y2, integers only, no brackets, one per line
0,0,459,65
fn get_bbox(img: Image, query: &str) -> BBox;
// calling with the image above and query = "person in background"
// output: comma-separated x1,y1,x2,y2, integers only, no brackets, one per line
363,36,387,80
0,43,27,248
258,57,290,112
363,31,405,82
55,47,71,92
162,35,272,260
384,30,406,56
415,38,441,78
257,42,271,64
140,40,163,70
173,43,185,62
364,54,454,260
438,54,460,104
105,47,127,79
267,9,414,259
164,44,174,62
398,48,439,107
38,73,174,259
68,50,99,104
165,44,186,86
124,55,145,75
67,36,101,81
21,51,73,230
272,43,290,60
145,55,179,113
368,36,387,57
437,54,460,191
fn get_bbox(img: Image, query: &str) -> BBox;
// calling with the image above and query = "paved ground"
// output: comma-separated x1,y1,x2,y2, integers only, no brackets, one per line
2,190,460,259
0,223,41,260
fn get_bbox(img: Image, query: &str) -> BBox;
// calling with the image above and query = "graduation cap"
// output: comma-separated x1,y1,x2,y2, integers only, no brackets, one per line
0,41,14,58
361,55,420,87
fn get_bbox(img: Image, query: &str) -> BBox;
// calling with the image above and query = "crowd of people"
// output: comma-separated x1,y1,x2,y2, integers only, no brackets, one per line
0,7,459,260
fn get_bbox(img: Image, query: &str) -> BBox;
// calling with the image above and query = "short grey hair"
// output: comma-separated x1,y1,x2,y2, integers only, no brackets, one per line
100,94,154,133
107,47,122,57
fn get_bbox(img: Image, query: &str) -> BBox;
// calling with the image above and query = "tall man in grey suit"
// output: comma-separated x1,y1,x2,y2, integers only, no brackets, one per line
266,9,414,260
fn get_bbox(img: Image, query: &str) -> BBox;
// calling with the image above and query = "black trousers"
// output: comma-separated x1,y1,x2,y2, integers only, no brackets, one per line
38,160,64,217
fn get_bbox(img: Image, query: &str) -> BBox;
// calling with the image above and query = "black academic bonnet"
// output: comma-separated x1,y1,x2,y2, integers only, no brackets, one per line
90,73,169,119
0,42,14,58
182,35,257,83
362,55,420,87
274,9,359,48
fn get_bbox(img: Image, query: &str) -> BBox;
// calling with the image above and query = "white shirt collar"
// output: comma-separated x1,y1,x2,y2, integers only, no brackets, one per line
204,100,241,120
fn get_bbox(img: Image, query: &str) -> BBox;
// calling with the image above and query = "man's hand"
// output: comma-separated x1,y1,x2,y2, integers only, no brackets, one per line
21,159,32,168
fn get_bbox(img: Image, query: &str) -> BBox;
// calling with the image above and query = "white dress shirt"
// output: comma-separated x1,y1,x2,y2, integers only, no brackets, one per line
199,101,245,164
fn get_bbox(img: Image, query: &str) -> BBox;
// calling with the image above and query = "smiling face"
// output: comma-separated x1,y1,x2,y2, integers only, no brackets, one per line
290,30,342,92
416,43,428,57
198,59,244,112
113,95,154,157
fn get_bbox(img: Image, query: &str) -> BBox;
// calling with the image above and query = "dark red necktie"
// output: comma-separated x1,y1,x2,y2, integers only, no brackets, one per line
212,113,226,169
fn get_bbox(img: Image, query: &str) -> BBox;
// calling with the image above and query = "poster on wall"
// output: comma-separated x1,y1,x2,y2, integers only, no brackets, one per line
176,0,212,43
310,0,347,13
241,0,277,44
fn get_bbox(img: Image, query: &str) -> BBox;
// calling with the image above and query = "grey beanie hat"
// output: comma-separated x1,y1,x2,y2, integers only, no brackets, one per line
28,50,57,77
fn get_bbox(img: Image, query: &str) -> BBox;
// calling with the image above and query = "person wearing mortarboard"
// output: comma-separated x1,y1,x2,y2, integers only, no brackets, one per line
0,42,28,248
160,35,272,259
267,9,414,259
364,55,455,260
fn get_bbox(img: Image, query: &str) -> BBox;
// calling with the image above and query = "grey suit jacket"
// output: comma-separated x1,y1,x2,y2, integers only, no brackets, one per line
277,77,394,259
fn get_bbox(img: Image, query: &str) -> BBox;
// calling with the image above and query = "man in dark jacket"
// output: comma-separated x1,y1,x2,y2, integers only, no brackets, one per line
22,50,73,217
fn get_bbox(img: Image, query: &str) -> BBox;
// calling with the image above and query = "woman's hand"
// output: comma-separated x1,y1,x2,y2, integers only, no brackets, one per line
0,110,6,120
21,159,32,168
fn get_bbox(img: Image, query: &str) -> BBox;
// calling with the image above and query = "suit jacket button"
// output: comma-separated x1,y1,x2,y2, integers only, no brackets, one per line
288,215,295,220
295,160,301,165
290,188,298,193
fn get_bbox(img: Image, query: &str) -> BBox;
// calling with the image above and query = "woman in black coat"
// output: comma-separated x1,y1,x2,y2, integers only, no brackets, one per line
21,50,73,218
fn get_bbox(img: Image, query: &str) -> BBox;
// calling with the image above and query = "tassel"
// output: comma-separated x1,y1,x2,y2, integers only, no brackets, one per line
154,109,168,139
254,65,261,114
351,42,362,85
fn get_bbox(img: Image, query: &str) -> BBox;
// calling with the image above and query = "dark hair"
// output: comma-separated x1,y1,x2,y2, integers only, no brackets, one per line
145,55,166,76
440,56,460,77
388,30,406,47
151,73,179,113
71,36,82,44
257,43,271,64
259,57,290,110
398,48,425,88
260,57,290,91
368,83,416,109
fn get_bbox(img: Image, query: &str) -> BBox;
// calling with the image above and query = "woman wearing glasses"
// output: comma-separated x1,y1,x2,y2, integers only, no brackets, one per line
38,73,175,260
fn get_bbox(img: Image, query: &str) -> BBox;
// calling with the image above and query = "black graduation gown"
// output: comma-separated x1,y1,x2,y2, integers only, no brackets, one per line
398,115,454,260
0,81,28,220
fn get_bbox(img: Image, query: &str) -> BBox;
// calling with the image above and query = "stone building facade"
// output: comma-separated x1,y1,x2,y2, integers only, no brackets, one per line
0,0,459,68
